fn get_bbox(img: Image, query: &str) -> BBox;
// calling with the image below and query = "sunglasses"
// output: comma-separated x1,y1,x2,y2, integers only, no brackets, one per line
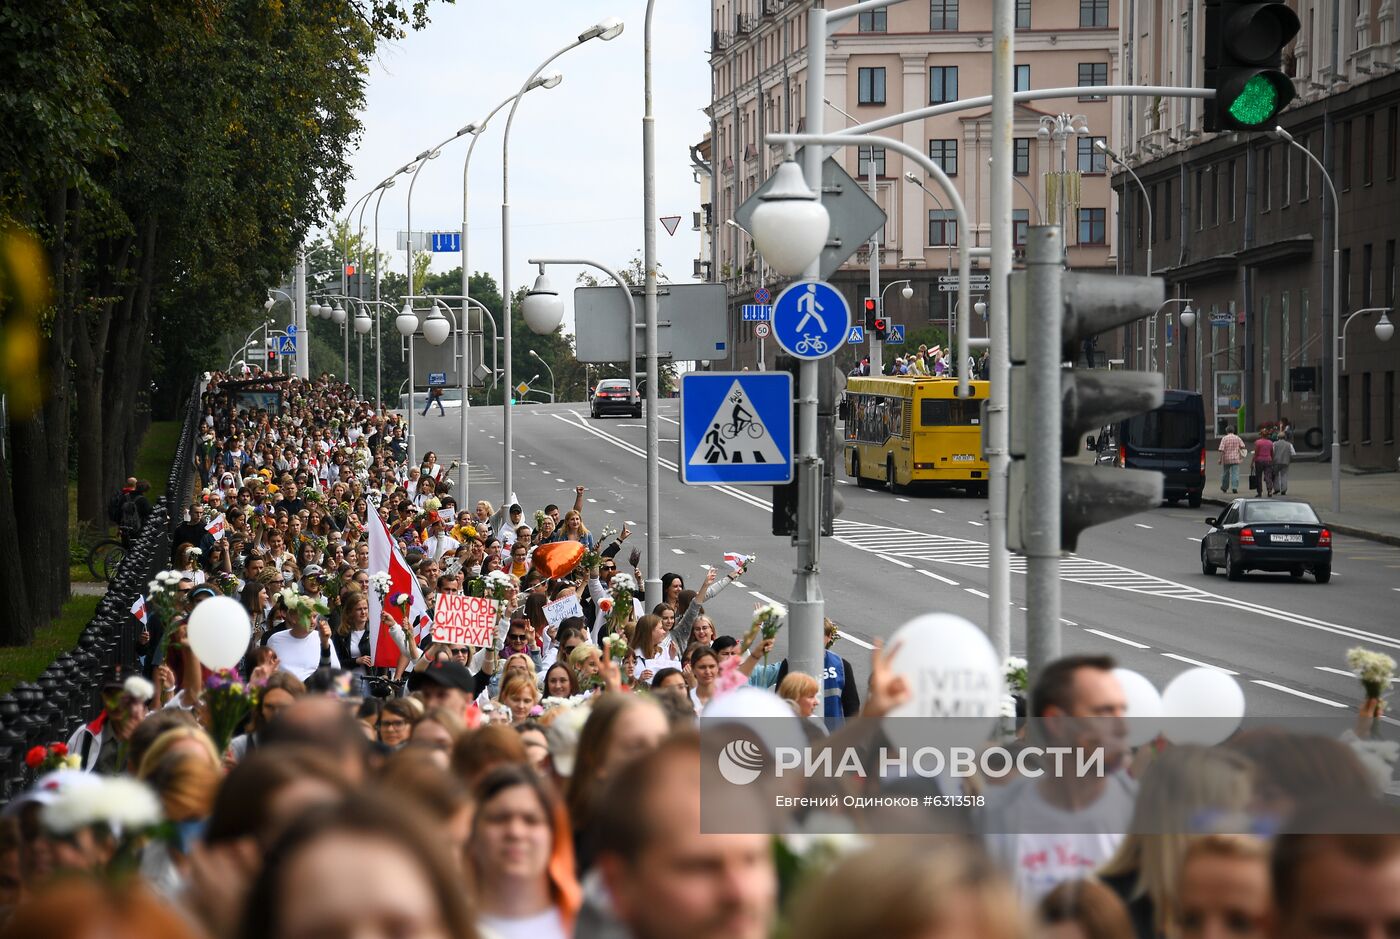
507,634,529,644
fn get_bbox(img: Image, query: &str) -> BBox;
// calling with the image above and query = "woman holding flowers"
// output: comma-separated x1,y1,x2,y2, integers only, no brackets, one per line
630,614,682,685
264,590,337,681
177,543,206,585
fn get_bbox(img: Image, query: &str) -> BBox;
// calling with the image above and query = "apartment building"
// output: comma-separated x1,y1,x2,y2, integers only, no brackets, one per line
701,0,1122,372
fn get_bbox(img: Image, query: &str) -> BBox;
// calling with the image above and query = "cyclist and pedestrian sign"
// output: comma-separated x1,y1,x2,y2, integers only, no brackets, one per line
679,372,793,485
771,280,850,360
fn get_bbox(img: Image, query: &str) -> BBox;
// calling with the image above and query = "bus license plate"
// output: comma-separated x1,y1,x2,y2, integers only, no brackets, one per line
952,454,975,462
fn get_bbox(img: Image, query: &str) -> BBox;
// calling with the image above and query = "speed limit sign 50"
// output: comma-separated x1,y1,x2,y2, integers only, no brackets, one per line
754,322,770,339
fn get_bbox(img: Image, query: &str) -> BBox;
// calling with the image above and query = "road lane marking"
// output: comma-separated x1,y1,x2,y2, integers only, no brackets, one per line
671,548,685,555
587,498,597,503
930,508,945,514
896,497,910,503
965,588,990,598
1161,653,1238,675
917,569,960,586
1060,618,1079,627
878,555,914,569
1188,537,1202,542
556,478,566,482
837,630,875,650
1083,628,1150,649
1251,680,1347,708
1315,665,1399,682
968,521,984,527
604,509,617,514
749,590,779,604
529,462,537,466
837,479,853,485
1135,523,1153,529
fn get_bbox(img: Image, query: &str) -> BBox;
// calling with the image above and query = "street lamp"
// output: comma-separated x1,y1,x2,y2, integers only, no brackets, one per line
882,279,915,303
354,308,372,335
528,349,556,402
521,272,564,334
331,303,346,326
422,307,452,347
748,156,830,275
1095,139,1158,370
1037,113,1091,238
1339,308,1395,369
500,18,625,510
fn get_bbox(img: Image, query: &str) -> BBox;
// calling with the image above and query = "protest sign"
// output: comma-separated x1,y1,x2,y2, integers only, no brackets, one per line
543,594,584,628
432,593,499,647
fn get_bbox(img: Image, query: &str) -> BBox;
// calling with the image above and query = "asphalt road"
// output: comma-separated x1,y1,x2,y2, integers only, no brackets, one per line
408,399,1400,723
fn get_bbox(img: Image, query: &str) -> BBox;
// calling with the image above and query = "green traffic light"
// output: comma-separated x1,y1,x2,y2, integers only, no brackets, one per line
1228,74,1279,127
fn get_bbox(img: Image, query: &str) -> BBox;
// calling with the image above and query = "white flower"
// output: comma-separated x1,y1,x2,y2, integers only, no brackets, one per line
756,600,787,620
609,572,638,593
1000,693,1018,719
484,570,513,590
188,547,202,557
123,675,155,703
148,580,163,595
1347,647,1397,686
1004,656,1028,672
43,776,163,836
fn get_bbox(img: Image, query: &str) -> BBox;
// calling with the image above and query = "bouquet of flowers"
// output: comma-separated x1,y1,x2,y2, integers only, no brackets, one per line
146,570,186,624
278,588,330,629
25,742,81,773
607,572,637,633
203,670,254,757
211,571,241,597
1004,656,1029,694
604,634,630,688
747,601,787,666
1347,646,1395,700
468,570,513,604
533,510,548,530
368,571,392,600
304,488,325,505
387,591,413,623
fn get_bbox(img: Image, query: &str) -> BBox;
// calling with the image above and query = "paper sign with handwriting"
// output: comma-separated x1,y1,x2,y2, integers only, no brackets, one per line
432,593,499,647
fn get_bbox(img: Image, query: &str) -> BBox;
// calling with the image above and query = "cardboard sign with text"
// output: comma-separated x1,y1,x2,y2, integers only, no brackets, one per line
543,594,584,628
432,593,499,648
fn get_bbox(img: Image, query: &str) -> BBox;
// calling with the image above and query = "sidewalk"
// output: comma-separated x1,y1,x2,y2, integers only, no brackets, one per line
1202,460,1400,546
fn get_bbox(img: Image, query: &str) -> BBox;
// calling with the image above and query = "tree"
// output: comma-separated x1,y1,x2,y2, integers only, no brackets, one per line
575,255,678,397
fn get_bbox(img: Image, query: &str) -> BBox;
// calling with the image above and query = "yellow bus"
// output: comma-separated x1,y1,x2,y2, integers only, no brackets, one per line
841,376,990,494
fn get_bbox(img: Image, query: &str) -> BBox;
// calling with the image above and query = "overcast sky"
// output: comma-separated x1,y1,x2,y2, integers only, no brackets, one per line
332,1,713,333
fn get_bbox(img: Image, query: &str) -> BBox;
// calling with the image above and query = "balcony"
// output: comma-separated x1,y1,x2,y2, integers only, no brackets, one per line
713,29,734,50
762,0,784,14
737,13,758,33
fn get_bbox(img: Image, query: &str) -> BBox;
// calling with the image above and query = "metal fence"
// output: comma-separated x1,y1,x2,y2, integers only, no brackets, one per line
0,383,202,801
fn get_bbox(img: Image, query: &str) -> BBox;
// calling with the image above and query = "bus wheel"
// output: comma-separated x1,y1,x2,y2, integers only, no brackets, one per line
853,453,878,489
887,456,904,494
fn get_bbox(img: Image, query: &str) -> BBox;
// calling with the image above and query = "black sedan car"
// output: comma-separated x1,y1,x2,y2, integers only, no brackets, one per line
1201,498,1332,583
590,379,641,418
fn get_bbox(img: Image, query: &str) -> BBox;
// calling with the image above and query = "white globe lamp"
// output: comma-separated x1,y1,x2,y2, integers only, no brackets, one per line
395,301,418,338
422,310,451,346
748,159,830,277
522,273,565,334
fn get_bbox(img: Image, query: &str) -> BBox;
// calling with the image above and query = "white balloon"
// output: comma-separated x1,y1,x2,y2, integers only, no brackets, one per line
187,595,252,671
883,613,1001,750
703,686,807,756
1160,667,1246,746
1113,668,1163,747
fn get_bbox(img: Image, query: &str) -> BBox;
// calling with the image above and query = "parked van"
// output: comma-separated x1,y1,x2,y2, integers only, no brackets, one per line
1086,390,1206,508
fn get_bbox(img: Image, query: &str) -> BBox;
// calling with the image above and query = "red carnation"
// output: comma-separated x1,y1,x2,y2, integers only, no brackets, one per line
24,746,46,769
49,742,68,757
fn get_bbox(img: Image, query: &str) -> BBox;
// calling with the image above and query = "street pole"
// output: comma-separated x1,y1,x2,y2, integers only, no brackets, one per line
1097,141,1153,370
406,152,436,468
987,0,1013,662
1025,225,1063,674
295,250,308,379
868,163,882,374
642,0,662,609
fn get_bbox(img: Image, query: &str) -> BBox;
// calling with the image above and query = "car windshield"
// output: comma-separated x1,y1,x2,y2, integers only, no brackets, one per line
1242,502,1320,524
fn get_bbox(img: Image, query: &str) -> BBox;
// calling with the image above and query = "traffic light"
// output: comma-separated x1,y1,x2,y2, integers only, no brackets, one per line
873,317,889,340
1007,269,1166,553
863,297,878,328
1203,0,1300,132
771,354,841,537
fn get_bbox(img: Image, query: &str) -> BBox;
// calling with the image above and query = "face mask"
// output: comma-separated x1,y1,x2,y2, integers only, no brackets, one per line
282,570,294,583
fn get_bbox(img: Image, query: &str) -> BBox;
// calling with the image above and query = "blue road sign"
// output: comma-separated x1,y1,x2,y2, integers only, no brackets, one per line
771,280,850,360
427,372,447,387
679,372,793,486
430,232,461,253
754,287,772,303
887,324,905,344
741,304,771,322
286,324,297,335
277,335,297,354
847,325,865,344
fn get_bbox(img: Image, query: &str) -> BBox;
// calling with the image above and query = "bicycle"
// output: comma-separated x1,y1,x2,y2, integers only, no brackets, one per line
86,536,126,583
795,333,828,355
720,419,765,441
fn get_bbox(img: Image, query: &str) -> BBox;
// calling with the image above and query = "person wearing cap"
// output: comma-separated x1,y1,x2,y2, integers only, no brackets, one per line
408,660,477,725
65,677,154,775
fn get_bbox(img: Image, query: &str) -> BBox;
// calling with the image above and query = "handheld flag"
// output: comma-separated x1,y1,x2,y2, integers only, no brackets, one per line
722,552,753,571
131,595,148,625
367,511,432,667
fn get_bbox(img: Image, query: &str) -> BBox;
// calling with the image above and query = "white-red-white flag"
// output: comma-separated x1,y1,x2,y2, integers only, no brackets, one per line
204,514,226,541
722,552,753,571
367,510,432,668
131,595,148,625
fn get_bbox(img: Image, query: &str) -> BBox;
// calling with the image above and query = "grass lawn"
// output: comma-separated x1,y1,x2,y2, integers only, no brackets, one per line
0,595,101,694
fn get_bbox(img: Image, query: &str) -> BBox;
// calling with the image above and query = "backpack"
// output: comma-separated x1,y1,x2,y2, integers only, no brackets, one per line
119,494,142,533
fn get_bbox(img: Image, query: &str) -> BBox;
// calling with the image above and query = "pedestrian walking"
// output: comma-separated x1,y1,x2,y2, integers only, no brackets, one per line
1217,427,1246,494
421,386,445,416
1271,431,1294,495
1251,431,1274,497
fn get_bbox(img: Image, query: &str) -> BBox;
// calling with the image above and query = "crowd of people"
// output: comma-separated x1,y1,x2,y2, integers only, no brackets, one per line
848,344,991,380
3,369,1399,939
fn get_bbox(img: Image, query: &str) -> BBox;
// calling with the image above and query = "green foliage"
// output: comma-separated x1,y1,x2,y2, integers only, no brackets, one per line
0,594,100,694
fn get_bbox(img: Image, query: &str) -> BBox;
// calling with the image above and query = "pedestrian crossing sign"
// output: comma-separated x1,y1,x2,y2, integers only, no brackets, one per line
277,335,297,354
887,324,905,344
847,325,865,344
679,372,793,486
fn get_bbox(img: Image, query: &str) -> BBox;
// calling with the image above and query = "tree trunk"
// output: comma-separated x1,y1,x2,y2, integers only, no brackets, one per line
73,232,130,532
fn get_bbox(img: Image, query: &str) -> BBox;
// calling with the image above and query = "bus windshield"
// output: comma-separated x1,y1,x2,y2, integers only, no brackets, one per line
920,399,981,427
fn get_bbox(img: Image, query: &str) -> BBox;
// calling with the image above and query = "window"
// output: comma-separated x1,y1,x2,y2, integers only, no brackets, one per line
1364,113,1375,186
929,209,957,246
858,9,887,31
857,145,887,178
1261,294,1271,404
1016,0,1031,28
1341,247,1352,311
1362,242,1374,306
1078,207,1107,245
930,0,959,30
1386,239,1395,307
1361,372,1372,443
1163,178,1172,241
1195,169,1204,229
1015,64,1031,92
1260,145,1271,211
1389,107,1398,180
1078,136,1107,173
1299,133,1311,200
1213,164,1222,226
1341,120,1353,190
1226,160,1235,222
1283,145,1291,206
929,66,958,103
1340,375,1350,443
929,138,959,176
1013,209,1030,246
1080,0,1109,27
1281,291,1290,403
1014,138,1031,175
1386,371,1395,443
858,67,887,105
1078,62,1108,100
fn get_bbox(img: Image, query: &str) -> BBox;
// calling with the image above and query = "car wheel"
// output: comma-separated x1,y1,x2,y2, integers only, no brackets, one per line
1314,564,1332,584
1288,565,1306,581
1226,548,1245,581
590,407,599,419
1201,545,1217,576
1188,491,1202,508
632,409,642,418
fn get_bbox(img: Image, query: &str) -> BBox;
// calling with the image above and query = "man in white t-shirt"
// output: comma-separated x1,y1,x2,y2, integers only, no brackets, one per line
266,613,340,680
982,654,1135,903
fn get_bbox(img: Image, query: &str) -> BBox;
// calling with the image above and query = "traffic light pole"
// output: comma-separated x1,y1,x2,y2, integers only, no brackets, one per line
1024,225,1063,674
868,163,883,375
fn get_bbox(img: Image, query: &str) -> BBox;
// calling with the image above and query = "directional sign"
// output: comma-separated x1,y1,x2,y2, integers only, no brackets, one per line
741,304,771,322
277,335,297,354
939,273,992,285
734,155,886,280
847,325,865,344
939,283,991,293
887,324,906,344
430,232,461,253
427,372,447,387
679,372,793,485
755,322,770,339
771,280,850,360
